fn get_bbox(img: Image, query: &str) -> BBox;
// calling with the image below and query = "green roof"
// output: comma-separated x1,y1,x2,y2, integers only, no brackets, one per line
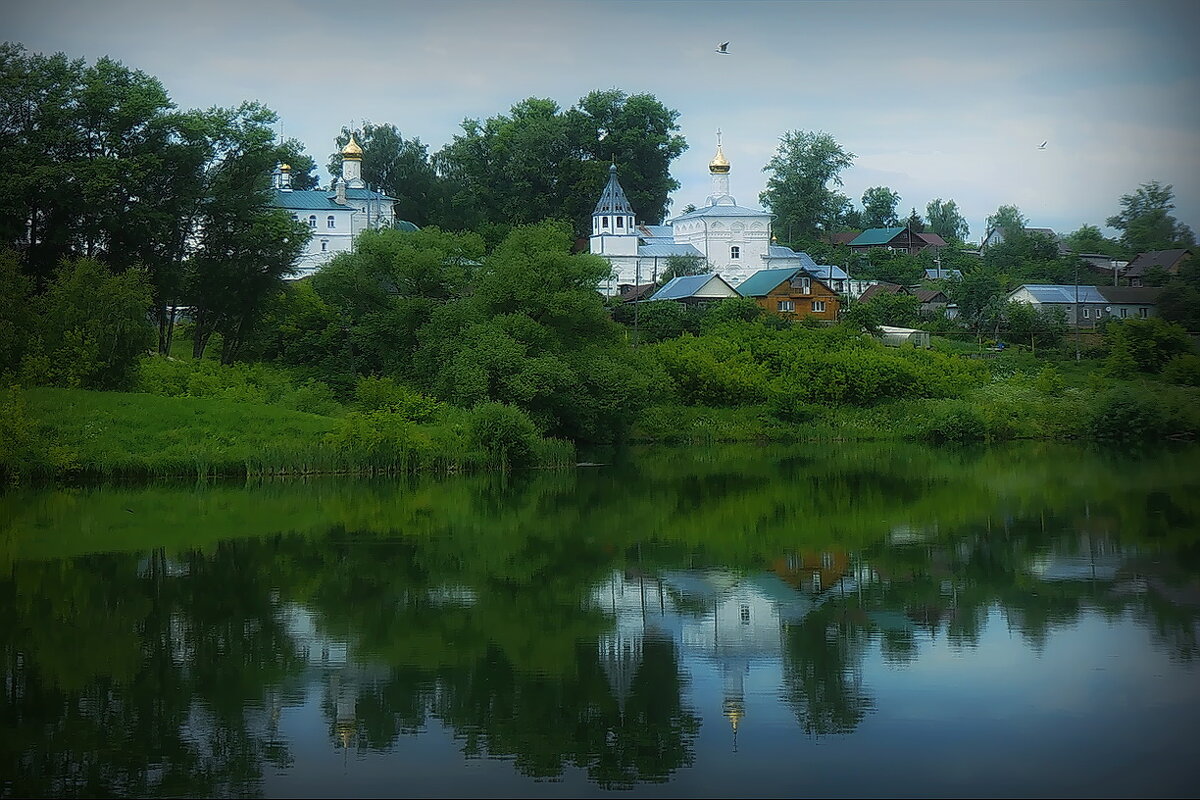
395,220,419,232
849,227,907,246
736,267,803,297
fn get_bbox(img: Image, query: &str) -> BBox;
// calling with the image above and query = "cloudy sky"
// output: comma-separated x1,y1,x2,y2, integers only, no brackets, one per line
9,0,1199,242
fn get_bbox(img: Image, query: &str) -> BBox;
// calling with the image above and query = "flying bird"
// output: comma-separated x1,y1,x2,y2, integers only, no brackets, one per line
1037,141,1047,150
715,41,730,55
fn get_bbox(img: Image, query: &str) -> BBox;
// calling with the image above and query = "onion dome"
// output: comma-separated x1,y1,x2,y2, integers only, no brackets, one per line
709,144,730,174
341,134,363,160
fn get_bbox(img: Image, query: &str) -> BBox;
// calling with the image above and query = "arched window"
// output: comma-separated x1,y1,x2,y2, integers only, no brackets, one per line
730,245,740,259
327,216,335,229
602,216,609,227
320,240,328,252
308,215,317,228
616,217,623,228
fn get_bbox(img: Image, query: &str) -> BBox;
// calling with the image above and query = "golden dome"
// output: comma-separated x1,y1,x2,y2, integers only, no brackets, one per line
342,134,363,159
709,144,730,174
280,163,291,171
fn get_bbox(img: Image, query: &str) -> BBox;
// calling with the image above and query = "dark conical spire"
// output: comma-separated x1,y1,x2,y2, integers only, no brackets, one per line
593,163,636,217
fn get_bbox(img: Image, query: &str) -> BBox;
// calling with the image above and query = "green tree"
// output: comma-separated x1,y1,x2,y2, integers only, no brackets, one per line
23,257,154,389
926,198,970,243
1063,223,1123,258
905,208,925,233
760,130,855,240
947,271,1003,332
0,250,34,376
985,204,1026,245
843,291,921,330
1106,181,1196,254
276,136,319,190
861,187,901,228
656,254,709,284
1157,259,1200,330
329,122,438,226
1102,317,1195,374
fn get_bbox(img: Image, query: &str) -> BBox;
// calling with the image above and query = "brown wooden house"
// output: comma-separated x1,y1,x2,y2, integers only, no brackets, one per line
737,267,841,321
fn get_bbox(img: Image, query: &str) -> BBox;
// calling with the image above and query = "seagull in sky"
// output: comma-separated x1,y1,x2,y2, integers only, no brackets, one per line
715,41,730,55
1037,141,1047,150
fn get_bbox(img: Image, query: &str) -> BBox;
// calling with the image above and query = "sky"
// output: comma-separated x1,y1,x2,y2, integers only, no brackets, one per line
8,0,1200,243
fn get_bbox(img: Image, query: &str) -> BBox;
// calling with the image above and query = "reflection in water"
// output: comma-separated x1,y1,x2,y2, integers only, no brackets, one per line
0,442,1198,797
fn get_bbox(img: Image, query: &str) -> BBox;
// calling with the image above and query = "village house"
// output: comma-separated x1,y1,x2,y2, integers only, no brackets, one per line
1123,249,1192,287
736,267,840,321
1006,284,1163,328
648,273,740,305
848,227,948,256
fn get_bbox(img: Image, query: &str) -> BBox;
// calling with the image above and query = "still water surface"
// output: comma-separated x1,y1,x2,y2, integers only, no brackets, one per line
2,442,1198,797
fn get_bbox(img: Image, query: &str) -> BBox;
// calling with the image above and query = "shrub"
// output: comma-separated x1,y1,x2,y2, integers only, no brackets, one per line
353,375,444,421
1163,354,1200,387
1085,387,1170,443
322,410,432,470
920,400,988,443
467,402,540,469
0,387,76,481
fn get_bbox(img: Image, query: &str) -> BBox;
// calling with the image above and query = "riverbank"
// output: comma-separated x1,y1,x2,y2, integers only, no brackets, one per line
1,387,575,482
5,372,1197,483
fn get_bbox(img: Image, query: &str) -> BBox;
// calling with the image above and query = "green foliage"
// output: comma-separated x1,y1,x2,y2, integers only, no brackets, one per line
1103,317,1195,374
985,204,1026,242
612,301,700,343
760,130,855,239
467,402,541,469
329,122,438,226
432,91,686,235
656,254,709,284
843,292,921,330
23,258,154,390
919,400,988,443
1163,354,1200,387
353,376,445,421
136,356,344,415
1157,258,1200,331
1063,224,1124,258
1102,335,1138,379
0,250,34,377
861,186,900,228
926,198,970,243
1106,181,1195,253
0,387,76,481
1001,301,1067,349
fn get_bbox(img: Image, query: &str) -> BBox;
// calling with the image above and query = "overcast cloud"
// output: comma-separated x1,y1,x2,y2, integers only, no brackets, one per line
8,0,1199,241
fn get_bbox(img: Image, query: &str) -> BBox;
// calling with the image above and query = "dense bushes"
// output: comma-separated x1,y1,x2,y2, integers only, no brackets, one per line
137,357,343,416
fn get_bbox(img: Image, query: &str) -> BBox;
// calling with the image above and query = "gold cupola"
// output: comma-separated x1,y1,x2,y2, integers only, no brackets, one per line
341,134,363,160
709,141,730,174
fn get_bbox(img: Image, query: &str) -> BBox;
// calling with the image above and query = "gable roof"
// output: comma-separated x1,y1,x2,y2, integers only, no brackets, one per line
849,227,908,246
669,203,771,222
1096,286,1163,304
914,289,948,303
271,189,346,211
828,232,860,246
914,232,948,247
1124,249,1191,277
859,283,909,302
924,267,963,280
736,266,842,298
1010,284,1107,304
649,273,738,301
618,283,658,302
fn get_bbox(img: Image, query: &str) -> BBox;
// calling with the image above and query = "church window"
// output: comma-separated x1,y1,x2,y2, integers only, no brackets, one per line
812,300,826,313
308,215,317,228
320,240,328,252
616,217,623,228
740,604,750,624
730,246,740,259
327,216,335,229
602,216,609,227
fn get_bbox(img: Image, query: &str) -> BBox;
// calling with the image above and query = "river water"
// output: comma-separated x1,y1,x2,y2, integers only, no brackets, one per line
2,442,1198,797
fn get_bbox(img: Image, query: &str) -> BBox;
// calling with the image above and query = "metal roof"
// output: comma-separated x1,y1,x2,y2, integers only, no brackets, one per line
593,164,636,216
270,189,346,211
924,268,962,280
736,268,803,297
849,227,907,246
1012,284,1107,304
344,187,398,202
638,243,704,258
669,202,770,222
639,224,674,239
649,273,736,301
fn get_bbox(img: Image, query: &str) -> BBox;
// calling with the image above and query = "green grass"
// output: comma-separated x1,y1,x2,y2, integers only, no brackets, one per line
6,388,575,481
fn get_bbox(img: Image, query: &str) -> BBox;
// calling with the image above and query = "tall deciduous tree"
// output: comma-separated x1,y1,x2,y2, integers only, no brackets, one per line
1106,181,1196,254
760,131,855,240
277,137,319,190
861,187,901,228
1063,223,1123,257
329,122,438,226
985,204,1027,243
926,198,970,243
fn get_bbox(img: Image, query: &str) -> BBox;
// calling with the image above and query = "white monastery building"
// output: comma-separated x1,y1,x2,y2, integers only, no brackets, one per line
270,135,411,280
590,134,778,294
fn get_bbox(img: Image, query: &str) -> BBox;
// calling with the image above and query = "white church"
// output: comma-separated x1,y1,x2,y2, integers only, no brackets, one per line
270,135,414,280
591,135,786,294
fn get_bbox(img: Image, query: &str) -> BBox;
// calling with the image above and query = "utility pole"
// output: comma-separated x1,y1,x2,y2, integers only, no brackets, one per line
1074,259,1081,361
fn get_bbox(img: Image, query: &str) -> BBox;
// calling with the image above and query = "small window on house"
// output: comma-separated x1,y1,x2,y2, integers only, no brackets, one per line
320,240,328,252
1082,308,1090,319
1139,307,1148,318
740,604,751,624
308,215,317,228
1120,308,1128,318
821,552,834,569
730,245,740,259
812,300,826,313
801,277,811,294
602,216,609,227
327,216,335,229
778,299,795,312
616,217,623,228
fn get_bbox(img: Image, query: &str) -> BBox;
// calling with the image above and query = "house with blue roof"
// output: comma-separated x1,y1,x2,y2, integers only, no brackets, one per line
270,135,414,279
736,267,841,322
1007,284,1162,328
648,274,740,305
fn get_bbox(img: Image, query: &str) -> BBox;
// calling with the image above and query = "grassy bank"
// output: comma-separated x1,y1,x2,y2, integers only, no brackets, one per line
1,387,574,482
